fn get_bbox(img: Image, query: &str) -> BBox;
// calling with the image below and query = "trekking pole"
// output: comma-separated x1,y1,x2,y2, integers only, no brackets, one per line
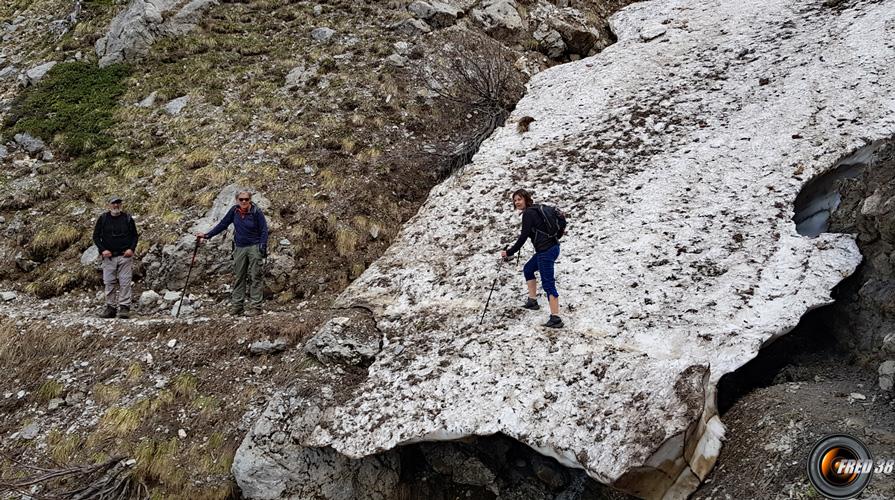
480,258,504,325
176,238,201,318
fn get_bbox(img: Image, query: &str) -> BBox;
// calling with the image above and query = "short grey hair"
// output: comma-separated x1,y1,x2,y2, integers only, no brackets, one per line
235,190,253,199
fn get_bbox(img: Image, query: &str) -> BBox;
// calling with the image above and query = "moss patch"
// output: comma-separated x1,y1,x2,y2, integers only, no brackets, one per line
4,62,130,162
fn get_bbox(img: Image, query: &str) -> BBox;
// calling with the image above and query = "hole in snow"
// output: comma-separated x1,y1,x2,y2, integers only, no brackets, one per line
792,141,886,237
392,433,631,499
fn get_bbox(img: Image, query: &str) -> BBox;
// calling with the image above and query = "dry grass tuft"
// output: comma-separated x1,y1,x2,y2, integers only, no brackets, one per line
100,404,145,435
134,438,184,489
126,362,143,383
154,389,175,409
183,148,216,170
36,379,64,402
335,226,359,257
172,373,198,399
30,224,82,260
92,383,123,405
47,429,82,463
192,395,220,418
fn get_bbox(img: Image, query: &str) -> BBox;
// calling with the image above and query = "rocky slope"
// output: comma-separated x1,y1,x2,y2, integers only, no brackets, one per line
234,0,895,498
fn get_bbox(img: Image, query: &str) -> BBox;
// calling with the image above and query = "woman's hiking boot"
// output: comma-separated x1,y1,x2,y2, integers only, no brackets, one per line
522,297,540,310
543,315,564,328
117,305,130,319
100,305,117,319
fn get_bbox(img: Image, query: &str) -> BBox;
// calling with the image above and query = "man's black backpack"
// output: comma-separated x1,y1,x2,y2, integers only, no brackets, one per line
533,204,567,241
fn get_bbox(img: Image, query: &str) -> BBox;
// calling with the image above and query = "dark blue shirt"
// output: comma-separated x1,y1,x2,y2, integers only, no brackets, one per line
206,204,269,247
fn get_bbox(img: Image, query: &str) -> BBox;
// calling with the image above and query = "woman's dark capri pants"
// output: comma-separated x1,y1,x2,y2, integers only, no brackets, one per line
522,244,560,298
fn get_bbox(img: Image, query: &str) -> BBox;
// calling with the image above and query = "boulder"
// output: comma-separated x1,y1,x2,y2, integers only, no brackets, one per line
13,133,45,154
408,1,435,20
19,61,56,86
0,291,16,301
137,91,158,107
529,2,606,57
471,0,524,38
171,301,194,317
311,27,335,42
163,96,189,115
249,338,289,355
421,444,497,488
393,18,432,36
95,0,217,67
139,290,161,307
283,63,315,89
18,422,39,440
235,0,893,498
80,245,99,266
884,333,895,355
533,23,566,59
880,360,895,392
385,54,409,67
304,314,381,366
408,1,463,28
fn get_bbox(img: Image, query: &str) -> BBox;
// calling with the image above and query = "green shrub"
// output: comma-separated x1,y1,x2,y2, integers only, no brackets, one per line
4,62,130,160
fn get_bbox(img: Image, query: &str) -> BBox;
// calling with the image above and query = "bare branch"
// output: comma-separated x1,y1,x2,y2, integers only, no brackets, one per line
417,31,526,179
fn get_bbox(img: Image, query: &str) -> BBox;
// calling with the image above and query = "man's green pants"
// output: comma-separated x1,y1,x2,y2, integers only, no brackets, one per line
232,245,263,311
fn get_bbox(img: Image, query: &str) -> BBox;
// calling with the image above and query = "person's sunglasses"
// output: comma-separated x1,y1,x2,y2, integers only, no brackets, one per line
238,198,250,201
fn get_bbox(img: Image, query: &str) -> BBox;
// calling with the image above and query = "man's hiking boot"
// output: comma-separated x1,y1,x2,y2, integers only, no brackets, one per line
117,306,131,319
244,308,261,317
522,297,540,310
229,306,244,316
100,305,117,319
543,315,564,329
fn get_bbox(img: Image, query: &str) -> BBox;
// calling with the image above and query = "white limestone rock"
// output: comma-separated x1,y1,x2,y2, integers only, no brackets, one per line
95,0,217,67
139,290,161,307
137,90,158,108
14,133,45,154
408,0,463,28
80,245,99,266
311,27,335,43
304,314,381,366
533,23,566,59
20,61,56,86
164,96,189,115
393,18,432,36
471,0,525,36
235,0,894,498
880,360,895,392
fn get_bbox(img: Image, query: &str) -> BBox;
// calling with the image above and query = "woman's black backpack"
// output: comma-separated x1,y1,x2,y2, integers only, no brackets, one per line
533,204,567,240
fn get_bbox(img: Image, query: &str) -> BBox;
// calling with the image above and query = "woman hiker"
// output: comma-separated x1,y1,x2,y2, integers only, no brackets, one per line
196,190,269,316
500,189,563,329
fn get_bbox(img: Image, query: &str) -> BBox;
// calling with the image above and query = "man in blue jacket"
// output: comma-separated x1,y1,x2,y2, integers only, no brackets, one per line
197,191,269,316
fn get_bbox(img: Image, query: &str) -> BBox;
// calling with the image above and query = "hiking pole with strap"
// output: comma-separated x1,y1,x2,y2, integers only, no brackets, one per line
176,238,201,318
480,257,505,325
